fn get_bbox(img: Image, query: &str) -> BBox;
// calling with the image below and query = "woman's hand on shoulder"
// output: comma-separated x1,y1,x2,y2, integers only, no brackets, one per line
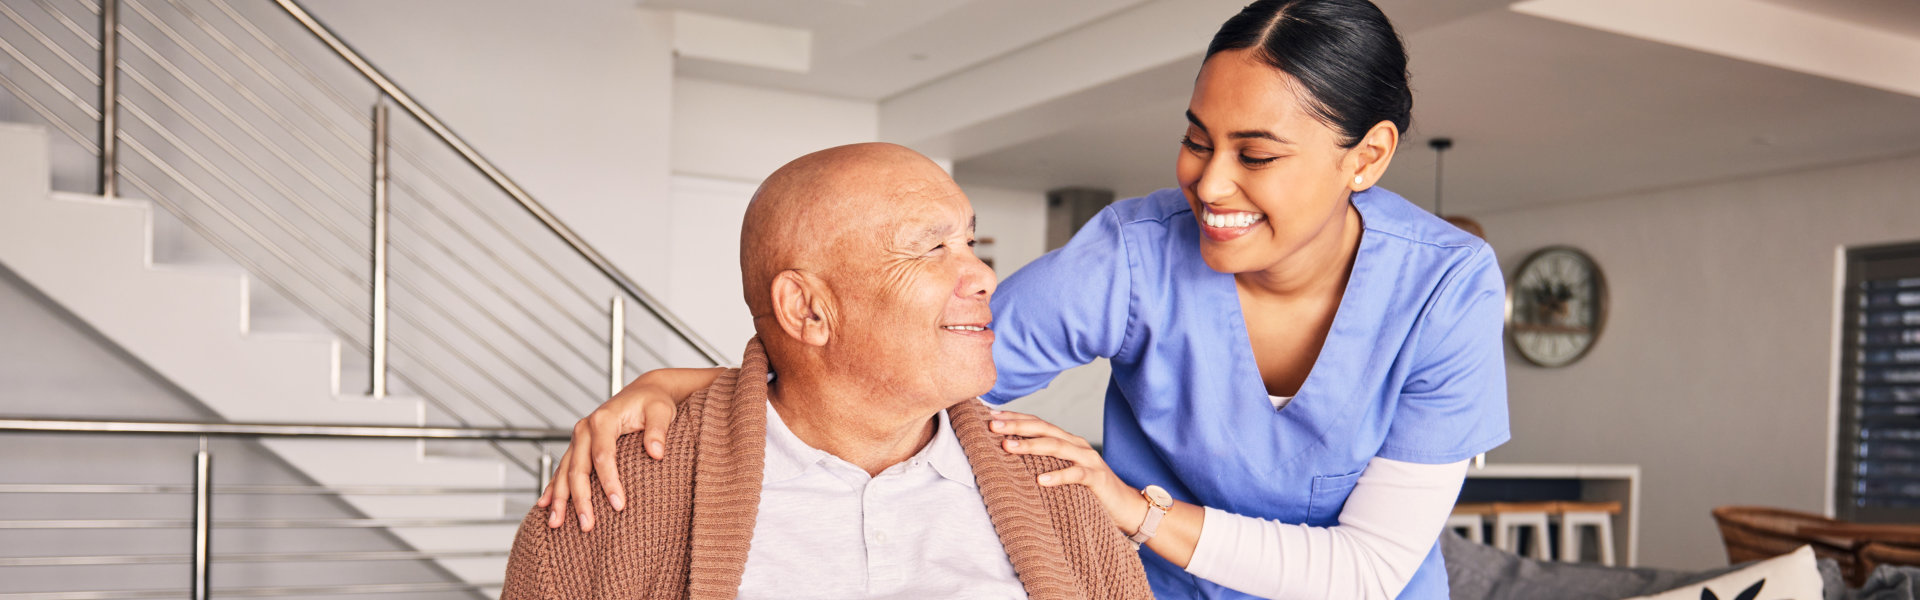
535,366,723,531
990,409,1148,534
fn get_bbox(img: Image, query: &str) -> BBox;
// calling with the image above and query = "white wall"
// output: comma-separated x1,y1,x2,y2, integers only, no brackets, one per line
304,0,677,291
664,77,880,362
1475,151,1920,569
672,78,878,183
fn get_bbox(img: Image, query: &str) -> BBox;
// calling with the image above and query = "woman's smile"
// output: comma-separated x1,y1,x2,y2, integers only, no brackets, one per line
1198,204,1269,242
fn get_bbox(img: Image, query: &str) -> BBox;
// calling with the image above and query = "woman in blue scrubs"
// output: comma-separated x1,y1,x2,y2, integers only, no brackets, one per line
543,1,1507,598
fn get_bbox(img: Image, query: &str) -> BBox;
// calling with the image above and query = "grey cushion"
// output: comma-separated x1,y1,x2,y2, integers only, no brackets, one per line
1440,530,1852,600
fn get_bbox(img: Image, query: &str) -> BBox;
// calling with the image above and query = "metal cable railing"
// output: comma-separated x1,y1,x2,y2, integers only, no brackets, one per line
0,0,729,464
0,417,569,599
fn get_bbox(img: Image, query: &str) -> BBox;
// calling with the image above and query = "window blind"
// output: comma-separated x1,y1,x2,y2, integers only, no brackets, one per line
1839,243,1920,522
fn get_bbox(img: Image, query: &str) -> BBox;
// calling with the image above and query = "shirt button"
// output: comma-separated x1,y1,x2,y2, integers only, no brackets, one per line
875,531,888,544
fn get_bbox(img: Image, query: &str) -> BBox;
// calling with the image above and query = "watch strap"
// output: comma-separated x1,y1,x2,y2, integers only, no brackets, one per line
1128,487,1172,545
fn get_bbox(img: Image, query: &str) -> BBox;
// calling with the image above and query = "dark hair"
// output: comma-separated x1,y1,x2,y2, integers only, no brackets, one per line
1205,0,1412,148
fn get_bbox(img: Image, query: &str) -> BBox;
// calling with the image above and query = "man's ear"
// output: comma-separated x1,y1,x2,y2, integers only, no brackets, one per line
769,270,832,347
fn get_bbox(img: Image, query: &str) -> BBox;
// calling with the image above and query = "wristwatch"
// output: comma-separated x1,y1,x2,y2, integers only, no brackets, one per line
1129,485,1173,546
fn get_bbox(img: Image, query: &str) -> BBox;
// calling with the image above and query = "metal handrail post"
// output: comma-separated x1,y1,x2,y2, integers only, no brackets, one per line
192,436,211,600
609,297,624,398
99,0,118,197
371,101,389,398
538,451,553,499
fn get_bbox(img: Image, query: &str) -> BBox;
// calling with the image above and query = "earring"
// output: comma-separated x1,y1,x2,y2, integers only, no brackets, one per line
1353,175,1364,185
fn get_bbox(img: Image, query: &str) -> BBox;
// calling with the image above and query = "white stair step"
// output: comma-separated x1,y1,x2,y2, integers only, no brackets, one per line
0,123,516,590
244,276,338,338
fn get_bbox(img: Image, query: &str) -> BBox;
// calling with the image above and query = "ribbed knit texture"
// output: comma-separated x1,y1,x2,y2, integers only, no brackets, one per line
501,338,1152,599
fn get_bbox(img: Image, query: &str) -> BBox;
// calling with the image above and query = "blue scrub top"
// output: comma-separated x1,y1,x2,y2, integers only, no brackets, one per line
982,186,1510,599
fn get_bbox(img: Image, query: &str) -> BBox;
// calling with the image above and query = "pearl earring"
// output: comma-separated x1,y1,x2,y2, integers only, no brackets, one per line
1353,175,1364,185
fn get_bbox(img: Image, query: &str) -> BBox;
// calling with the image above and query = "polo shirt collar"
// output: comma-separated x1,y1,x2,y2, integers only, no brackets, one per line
761,399,977,489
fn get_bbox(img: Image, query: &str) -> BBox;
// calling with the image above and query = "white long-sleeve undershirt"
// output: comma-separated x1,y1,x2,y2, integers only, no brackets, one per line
1183,457,1470,599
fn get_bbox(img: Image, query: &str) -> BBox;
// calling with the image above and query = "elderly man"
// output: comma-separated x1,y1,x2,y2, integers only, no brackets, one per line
500,143,1150,599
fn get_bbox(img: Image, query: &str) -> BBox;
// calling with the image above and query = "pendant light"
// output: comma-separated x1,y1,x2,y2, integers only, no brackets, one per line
1429,137,1453,217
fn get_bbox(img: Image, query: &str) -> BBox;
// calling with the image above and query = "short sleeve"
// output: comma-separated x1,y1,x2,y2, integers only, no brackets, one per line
1377,244,1511,463
980,206,1133,405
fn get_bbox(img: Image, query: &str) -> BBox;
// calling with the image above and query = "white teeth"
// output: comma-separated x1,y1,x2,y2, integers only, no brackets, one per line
942,325,987,332
1204,207,1264,229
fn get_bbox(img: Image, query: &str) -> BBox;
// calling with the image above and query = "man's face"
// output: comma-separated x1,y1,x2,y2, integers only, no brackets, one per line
828,178,998,404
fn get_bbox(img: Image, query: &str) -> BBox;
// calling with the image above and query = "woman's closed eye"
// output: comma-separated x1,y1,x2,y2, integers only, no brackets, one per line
1182,137,1280,168
1179,137,1211,155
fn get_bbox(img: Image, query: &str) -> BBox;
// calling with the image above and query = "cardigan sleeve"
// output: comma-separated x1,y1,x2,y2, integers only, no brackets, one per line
501,503,559,598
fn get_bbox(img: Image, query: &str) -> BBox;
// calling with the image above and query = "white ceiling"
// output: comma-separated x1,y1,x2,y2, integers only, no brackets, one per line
641,0,1148,100
656,0,1920,215
956,8,1920,215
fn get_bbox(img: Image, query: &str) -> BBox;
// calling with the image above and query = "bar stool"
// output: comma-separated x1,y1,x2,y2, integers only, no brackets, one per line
1490,502,1555,560
1553,500,1621,566
1449,502,1493,543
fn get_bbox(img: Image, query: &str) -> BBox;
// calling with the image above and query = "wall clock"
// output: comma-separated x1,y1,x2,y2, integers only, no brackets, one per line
1505,246,1608,367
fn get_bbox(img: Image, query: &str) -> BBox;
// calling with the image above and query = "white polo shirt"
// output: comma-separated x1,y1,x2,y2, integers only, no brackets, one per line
735,400,1029,599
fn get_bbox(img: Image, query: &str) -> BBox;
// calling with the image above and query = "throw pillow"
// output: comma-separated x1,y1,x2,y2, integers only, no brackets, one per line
1622,545,1822,600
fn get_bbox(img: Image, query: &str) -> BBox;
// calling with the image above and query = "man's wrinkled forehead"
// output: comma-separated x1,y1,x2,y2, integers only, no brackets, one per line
880,185,972,251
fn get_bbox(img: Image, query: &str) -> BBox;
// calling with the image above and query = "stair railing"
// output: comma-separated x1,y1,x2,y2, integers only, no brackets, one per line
0,416,570,600
0,0,729,457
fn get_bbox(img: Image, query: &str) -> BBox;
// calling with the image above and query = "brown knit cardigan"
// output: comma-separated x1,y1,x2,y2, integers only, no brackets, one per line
501,338,1152,599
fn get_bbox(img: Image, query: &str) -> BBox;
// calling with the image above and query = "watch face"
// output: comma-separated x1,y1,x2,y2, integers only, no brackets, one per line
1505,246,1607,367
1143,485,1172,506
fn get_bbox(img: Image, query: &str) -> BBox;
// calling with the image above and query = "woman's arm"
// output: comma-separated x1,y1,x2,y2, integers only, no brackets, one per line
535,366,723,531
994,410,1466,599
1182,458,1467,599
980,203,1135,404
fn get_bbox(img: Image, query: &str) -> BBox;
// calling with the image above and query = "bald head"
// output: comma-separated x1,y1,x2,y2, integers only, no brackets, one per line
740,143,960,318
737,142,997,424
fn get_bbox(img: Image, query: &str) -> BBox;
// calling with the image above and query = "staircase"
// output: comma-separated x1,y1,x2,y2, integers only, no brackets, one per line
0,0,724,595
0,121,516,592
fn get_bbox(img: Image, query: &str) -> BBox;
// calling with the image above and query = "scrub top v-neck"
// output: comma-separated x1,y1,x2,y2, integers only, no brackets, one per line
982,186,1510,600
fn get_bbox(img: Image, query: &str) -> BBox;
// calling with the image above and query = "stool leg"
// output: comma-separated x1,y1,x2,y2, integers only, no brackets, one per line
1493,515,1512,552
1596,519,1616,567
1558,516,1578,563
1529,517,1551,561
1467,519,1483,544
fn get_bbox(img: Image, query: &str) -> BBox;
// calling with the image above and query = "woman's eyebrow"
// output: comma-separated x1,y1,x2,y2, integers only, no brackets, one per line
1186,110,1294,145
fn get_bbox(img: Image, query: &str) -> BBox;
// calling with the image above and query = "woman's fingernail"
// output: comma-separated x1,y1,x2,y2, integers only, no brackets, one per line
1039,474,1053,484
610,494,624,511
578,514,591,529
991,420,1004,429
649,441,663,457
1006,440,1020,449
548,510,562,526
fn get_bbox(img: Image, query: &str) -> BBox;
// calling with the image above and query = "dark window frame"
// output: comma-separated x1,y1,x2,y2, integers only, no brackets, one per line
1836,240,1920,523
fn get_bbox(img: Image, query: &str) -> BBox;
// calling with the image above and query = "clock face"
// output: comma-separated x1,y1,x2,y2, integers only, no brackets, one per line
1505,246,1607,367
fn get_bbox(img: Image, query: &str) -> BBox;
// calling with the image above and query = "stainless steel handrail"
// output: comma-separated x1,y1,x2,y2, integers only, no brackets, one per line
0,417,555,597
0,517,525,529
269,0,730,367
0,483,542,494
0,582,503,600
0,549,506,567
0,417,569,440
